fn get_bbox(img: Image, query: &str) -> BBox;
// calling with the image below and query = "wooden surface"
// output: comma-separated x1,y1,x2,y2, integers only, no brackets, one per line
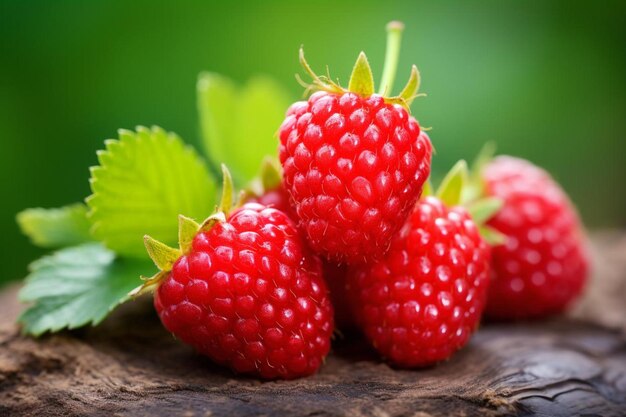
1,233,625,417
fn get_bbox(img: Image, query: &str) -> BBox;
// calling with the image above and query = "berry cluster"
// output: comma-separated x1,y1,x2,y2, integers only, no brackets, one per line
133,22,589,379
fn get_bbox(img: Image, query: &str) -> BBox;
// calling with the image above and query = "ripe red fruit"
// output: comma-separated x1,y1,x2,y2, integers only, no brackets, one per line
247,181,296,220
279,24,432,264
248,181,355,329
347,196,491,367
280,97,432,263
133,181,334,380
482,156,589,320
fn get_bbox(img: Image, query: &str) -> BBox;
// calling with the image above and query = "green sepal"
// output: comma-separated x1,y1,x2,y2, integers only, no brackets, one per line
470,142,497,181
397,65,421,107
298,47,345,96
218,164,234,215
143,235,180,272
432,158,506,246
200,212,227,233
260,157,282,192
296,23,424,111
421,179,433,198
467,197,503,224
128,270,168,298
239,157,283,207
436,160,468,207
178,215,200,254
478,225,507,246
463,142,497,204
348,52,375,97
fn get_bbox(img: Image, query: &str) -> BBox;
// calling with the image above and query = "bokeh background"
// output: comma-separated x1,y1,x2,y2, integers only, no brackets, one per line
1,1,624,284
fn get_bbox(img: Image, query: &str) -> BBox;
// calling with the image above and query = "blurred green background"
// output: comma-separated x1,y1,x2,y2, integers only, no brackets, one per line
1,1,625,284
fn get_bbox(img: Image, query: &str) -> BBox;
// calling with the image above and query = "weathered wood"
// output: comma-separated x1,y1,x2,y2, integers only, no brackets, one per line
1,233,625,417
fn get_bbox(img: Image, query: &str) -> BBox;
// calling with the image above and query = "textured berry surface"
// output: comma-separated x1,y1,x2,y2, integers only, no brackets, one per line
279,91,432,264
248,185,296,220
483,156,589,320
250,188,355,329
347,197,490,367
154,203,334,379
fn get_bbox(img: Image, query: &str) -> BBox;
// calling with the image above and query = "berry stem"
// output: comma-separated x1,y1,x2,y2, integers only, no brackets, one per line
378,21,405,96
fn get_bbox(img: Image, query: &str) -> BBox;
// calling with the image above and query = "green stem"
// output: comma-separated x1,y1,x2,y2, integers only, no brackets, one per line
378,21,405,96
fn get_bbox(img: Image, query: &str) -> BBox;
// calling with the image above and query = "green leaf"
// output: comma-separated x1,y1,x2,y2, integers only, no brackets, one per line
87,126,216,258
398,65,421,106
16,204,93,248
19,243,154,336
197,73,291,185
467,197,503,224
348,52,375,97
437,160,469,207
478,225,508,246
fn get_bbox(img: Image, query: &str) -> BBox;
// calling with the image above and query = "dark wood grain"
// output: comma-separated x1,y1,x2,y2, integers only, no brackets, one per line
1,233,625,417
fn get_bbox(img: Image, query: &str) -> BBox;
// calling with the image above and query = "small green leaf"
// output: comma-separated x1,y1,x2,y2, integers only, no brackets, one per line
478,225,508,246
18,243,154,336
348,52,375,97
178,215,200,253
197,73,291,185
470,142,497,183
128,270,168,298
87,126,216,258
467,197,504,224
421,179,433,198
17,204,93,248
462,143,497,205
200,212,226,233
398,65,421,106
219,164,234,214
437,160,469,207
260,157,282,192
144,235,180,271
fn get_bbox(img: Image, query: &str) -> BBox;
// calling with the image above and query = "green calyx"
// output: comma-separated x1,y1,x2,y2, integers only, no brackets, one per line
424,159,506,246
462,141,496,204
129,165,237,297
298,21,423,110
243,156,283,202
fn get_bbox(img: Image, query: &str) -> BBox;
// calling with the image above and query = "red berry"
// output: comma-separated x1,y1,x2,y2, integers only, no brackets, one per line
279,92,432,264
247,184,296,220
346,196,490,367
250,187,355,329
154,203,334,379
482,156,589,320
